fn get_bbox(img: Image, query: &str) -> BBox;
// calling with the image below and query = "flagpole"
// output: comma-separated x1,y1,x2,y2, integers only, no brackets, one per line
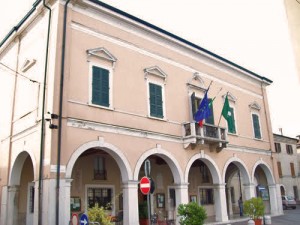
207,80,213,91
217,91,229,127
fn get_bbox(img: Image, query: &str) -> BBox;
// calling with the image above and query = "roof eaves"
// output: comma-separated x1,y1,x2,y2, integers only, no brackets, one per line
88,0,272,84
0,0,42,48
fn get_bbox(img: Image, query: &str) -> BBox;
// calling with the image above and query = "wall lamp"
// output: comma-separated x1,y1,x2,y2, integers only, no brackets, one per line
45,112,59,129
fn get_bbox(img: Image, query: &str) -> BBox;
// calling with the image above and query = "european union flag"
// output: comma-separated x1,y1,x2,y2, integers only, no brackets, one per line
194,90,211,126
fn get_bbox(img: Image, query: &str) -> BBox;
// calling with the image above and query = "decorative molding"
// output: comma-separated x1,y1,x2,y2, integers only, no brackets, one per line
21,58,36,72
71,22,263,99
187,72,206,92
144,66,167,82
86,47,117,67
222,92,237,102
67,118,182,143
249,101,261,111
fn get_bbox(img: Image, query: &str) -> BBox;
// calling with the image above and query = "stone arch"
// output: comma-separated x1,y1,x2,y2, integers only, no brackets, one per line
9,150,36,185
185,152,222,184
134,147,183,184
222,156,251,184
251,159,275,184
65,138,132,181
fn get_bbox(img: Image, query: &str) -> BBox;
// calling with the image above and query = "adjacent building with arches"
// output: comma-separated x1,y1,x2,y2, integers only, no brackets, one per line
0,0,283,225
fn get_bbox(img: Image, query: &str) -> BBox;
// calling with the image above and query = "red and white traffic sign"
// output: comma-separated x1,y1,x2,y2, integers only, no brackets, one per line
140,176,151,195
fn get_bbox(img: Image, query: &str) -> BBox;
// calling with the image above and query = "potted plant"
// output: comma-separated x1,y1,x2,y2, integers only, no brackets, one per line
139,201,149,225
243,197,265,225
177,202,207,225
87,204,113,225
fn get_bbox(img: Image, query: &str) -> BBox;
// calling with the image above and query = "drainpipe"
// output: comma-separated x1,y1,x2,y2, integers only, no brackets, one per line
56,0,71,225
38,1,52,225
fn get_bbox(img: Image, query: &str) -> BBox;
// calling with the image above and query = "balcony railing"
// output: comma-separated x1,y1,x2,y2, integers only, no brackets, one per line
183,122,228,151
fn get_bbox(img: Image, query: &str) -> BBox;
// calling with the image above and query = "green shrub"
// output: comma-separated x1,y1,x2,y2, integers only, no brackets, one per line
177,202,207,225
87,204,113,225
243,197,265,220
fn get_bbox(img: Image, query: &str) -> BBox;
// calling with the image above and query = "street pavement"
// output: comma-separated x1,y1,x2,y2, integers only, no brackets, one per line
230,206,300,225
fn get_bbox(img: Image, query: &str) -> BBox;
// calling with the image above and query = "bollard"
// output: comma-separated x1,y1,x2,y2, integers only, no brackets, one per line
264,215,271,224
247,220,255,225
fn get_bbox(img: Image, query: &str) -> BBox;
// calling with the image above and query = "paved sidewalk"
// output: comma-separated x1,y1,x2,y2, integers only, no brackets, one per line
230,207,300,225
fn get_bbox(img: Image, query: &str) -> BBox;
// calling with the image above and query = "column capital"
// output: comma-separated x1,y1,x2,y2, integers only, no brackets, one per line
173,183,189,189
214,183,226,189
122,180,139,189
8,185,19,192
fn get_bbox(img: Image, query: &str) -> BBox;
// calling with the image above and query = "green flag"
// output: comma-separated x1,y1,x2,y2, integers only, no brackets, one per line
222,95,235,133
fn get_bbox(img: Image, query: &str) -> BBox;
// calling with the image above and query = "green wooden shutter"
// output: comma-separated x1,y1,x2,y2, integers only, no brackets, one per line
205,98,214,125
228,107,236,133
252,114,261,139
191,92,196,118
149,83,163,118
92,66,109,107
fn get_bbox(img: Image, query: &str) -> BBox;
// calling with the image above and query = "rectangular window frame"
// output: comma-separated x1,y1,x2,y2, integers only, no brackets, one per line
199,187,214,205
286,144,293,155
89,63,113,110
147,80,165,120
290,162,296,177
94,156,107,180
275,143,281,153
251,113,262,139
277,161,282,178
85,184,115,214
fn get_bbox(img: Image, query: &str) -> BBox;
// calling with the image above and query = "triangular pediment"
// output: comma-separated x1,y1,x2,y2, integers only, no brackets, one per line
222,92,237,102
187,72,206,91
144,66,167,80
86,47,117,62
249,101,261,110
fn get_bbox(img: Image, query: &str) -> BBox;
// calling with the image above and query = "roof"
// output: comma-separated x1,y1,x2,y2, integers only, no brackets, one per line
273,133,298,142
0,0,273,84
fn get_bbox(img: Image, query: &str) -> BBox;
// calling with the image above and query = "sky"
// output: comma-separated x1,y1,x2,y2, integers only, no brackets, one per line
0,0,299,138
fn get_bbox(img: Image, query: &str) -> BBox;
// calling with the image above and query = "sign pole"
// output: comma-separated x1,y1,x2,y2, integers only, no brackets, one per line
144,160,151,224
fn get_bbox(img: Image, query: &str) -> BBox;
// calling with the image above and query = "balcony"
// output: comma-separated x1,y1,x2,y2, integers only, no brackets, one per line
183,122,228,151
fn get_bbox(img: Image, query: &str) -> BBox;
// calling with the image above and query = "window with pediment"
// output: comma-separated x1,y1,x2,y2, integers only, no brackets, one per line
87,47,117,109
144,66,167,119
222,92,237,134
249,102,262,139
188,72,214,124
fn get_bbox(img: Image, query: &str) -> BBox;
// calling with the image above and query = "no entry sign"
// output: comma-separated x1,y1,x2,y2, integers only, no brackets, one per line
140,176,151,195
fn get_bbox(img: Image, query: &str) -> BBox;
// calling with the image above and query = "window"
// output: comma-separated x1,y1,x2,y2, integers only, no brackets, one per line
149,83,164,118
191,93,214,125
205,98,214,125
169,188,176,207
199,161,210,183
94,156,107,180
277,162,282,178
275,143,281,153
286,144,293,155
87,187,113,209
290,163,295,177
91,65,111,107
199,188,214,205
252,114,262,139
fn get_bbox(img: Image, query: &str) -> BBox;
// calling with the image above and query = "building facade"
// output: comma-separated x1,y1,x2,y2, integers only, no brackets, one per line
273,133,300,200
0,0,283,225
